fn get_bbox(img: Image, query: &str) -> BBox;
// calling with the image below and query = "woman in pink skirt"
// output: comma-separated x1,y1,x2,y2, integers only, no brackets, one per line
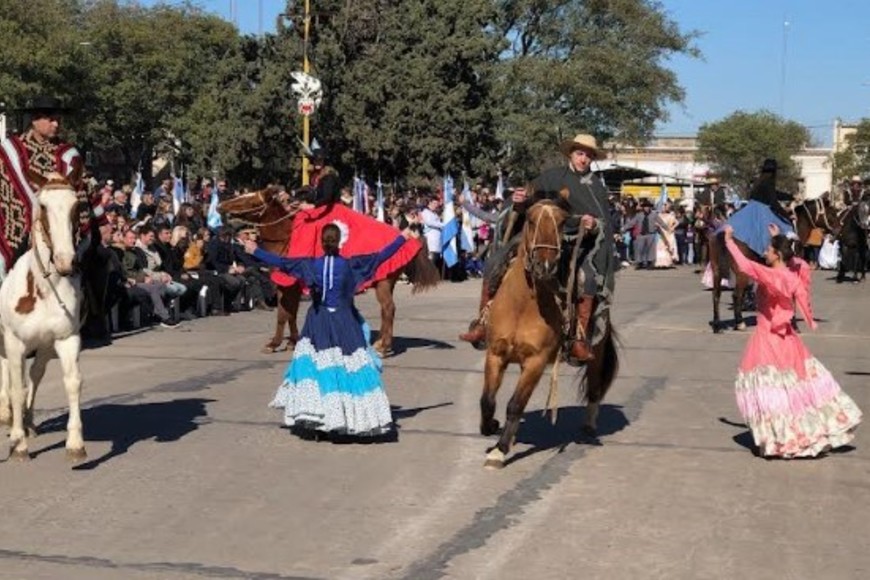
724,225,861,458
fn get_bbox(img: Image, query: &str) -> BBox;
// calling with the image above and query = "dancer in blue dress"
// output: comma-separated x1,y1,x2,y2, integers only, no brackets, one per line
243,225,412,437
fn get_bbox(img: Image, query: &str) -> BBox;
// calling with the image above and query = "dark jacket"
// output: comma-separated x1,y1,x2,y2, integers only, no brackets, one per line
205,237,236,274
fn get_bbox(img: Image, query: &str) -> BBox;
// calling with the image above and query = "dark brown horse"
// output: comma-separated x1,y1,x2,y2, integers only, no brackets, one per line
219,188,439,355
480,199,620,469
709,198,839,333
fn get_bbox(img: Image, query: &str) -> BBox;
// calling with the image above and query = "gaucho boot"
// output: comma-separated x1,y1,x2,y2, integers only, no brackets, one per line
568,295,596,365
458,280,491,345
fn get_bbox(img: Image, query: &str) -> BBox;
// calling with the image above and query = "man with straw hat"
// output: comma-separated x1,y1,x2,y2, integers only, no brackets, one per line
459,133,615,365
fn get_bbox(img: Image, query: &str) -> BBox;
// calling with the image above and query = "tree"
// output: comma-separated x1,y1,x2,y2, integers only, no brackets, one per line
832,118,870,184
696,110,810,194
491,0,699,177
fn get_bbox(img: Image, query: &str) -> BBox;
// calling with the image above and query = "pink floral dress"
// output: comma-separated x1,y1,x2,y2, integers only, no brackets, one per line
726,238,862,458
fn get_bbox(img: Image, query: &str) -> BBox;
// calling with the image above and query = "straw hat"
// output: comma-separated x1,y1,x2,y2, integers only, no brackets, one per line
558,133,606,160
851,175,863,183
707,176,720,185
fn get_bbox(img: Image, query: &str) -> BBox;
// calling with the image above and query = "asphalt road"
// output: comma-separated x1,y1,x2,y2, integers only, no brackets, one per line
0,266,868,580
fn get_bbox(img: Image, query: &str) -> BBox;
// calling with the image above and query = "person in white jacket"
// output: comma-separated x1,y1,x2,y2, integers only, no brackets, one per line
420,196,444,268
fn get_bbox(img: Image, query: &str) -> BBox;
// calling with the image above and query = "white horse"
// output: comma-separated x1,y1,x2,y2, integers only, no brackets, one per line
0,173,85,461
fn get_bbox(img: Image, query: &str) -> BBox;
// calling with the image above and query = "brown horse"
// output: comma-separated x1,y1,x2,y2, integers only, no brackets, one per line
480,199,620,469
219,188,439,355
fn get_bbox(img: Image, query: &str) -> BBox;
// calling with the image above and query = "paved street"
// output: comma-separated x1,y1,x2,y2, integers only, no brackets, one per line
0,266,869,580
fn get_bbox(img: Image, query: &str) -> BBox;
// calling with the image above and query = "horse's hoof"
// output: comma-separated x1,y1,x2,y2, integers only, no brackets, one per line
484,447,506,470
735,322,746,331
9,449,30,461
480,420,500,436
66,447,87,462
25,425,38,438
581,424,598,438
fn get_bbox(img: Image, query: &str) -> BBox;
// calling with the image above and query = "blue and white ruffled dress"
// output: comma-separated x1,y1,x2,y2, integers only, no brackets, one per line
254,237,404,436
269,307,390,435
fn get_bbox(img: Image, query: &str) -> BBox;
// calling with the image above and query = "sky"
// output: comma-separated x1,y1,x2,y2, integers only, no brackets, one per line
147,0,870,146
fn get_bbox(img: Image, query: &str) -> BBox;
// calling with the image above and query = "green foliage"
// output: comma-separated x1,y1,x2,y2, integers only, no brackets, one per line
0,0,697,188
696,110,810,194
832,119,870,183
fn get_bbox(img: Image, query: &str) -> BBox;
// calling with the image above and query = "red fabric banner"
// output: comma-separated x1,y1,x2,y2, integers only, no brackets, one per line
270,204,421,289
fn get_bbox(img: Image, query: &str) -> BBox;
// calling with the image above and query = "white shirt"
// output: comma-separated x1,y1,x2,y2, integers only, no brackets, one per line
420,208,443,254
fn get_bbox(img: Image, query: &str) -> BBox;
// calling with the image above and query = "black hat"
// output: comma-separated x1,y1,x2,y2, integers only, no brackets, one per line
16,96,71,115
760,158,777,174
306,145,327,162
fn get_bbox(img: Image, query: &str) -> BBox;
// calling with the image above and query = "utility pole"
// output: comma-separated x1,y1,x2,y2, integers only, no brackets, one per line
301,0,312,186
779,16,790,116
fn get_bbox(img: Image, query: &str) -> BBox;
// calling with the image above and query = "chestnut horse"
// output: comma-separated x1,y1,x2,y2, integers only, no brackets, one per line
219,188,439,355
480,199,620,469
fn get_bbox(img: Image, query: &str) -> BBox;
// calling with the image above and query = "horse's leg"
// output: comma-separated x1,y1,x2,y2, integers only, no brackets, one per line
285,283,301,346
373,277,397,356
263,286,287,352
5,334,29,460
480,351,507,436
711,245,722,333
55,335,85,461
0,358,10,427
23,348,51,438
733,269,747,331
484,355,547,470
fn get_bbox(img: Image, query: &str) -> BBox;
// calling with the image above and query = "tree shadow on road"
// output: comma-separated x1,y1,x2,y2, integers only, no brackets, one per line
34,398,214,470
505,404,629,466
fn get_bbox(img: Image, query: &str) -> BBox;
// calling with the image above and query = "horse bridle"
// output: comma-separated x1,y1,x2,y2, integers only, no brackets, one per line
223,190,299,228
524,203,563,273
31,189,78,279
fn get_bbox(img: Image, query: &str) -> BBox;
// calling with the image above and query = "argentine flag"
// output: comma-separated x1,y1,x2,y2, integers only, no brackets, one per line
495,172,504,201
206,183,222,230
655,182,669,211
376,178,385,222
172,175,186,215
440,175,461,268
460,180,474,253
131,171,144,218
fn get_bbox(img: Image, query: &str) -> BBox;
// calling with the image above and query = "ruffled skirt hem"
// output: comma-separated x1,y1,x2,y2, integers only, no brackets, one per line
736,358,862,458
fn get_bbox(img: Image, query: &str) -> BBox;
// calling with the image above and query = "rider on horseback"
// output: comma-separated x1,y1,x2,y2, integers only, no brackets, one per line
459,134,616,365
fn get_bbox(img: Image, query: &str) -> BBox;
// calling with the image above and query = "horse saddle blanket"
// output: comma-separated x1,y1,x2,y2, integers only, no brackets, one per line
270,203,421,289
725,200,794,257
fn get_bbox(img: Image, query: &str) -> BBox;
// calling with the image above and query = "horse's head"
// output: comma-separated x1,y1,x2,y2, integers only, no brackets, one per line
218,186,286,219
33,173,79,276
522,199,569,282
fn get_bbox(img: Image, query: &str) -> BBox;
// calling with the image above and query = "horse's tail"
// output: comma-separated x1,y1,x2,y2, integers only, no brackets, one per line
579,325,620,404
405,248,440,294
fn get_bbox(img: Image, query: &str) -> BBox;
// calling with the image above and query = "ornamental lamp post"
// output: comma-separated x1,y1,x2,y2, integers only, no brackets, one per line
301,0,312,186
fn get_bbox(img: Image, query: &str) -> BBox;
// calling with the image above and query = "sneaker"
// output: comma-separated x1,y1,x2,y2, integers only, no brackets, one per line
160,319,181,329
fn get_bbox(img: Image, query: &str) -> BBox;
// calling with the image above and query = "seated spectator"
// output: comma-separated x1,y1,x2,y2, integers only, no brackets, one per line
205,226,245,314
154,224,206,319
135,225,187,300
233,225,276,310
119,229,180,328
